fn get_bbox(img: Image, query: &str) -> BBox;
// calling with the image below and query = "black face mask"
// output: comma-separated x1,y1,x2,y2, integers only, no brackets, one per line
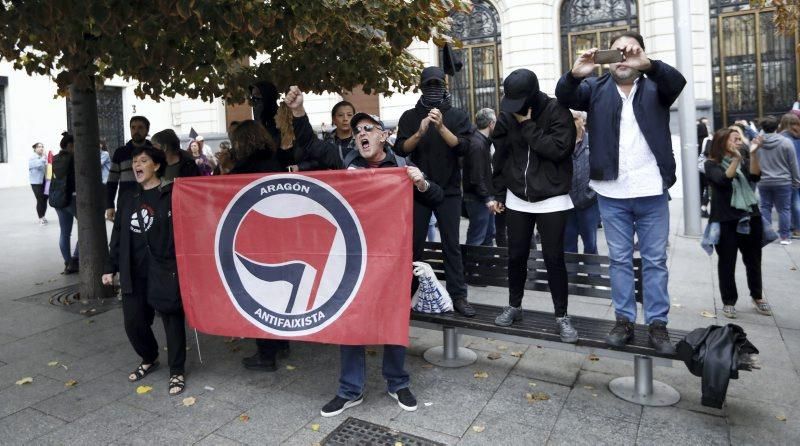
420,81,451,110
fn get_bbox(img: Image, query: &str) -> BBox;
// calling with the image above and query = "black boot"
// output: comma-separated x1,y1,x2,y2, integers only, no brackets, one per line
605,315,634,347
241,353,277,372
65,257,79,274
648,320,676,355
452,298,476,317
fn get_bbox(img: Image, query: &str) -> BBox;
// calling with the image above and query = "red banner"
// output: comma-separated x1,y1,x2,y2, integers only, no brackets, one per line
172,168,413,346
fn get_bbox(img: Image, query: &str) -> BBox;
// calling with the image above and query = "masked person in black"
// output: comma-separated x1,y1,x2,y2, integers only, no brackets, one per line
103,146,187,396
491,69,579,343
395,66,475,316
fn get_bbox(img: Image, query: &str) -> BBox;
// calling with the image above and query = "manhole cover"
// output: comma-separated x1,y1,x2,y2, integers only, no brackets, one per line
16,285,122,317
322,417,444,446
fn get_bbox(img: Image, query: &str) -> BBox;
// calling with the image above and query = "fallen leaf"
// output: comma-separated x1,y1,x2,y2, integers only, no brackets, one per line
285,365,296,371
790,267,797,271
64,379,78,387
394,442,403,446
510,351,523,358
366,349,378,356
525,392,550,403
471,425,485,433
86,320,94,324
588,354,600,362
776,414,787,421
47,361,59,367
421,364,434,369
528,382,537,387
672,303,682,308
700,311,716,318
592,393,598,397
487,352,501,360
583,385,594,390
310,423,320,432
424,402,433,407
204,386,215,391
473,371,489,379
182,396,196,407
60,364,69,371
15,377,33,385
239,414,250,422
497,345,508,351
136,385,153,395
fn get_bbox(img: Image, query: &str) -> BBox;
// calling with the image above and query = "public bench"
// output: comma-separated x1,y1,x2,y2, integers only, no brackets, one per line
410,242,689,406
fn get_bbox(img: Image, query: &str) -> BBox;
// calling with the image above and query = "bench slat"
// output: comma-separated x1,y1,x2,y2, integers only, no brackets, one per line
411,303,686,360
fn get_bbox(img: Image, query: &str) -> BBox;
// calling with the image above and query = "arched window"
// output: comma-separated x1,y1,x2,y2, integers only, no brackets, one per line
444,0,502,119
559,0,639,75
711,0,798,126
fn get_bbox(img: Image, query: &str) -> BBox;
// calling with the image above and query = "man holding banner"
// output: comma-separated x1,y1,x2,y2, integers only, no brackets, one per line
283,87,443,416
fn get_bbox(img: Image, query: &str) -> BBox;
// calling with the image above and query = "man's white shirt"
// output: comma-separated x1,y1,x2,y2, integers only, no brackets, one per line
589,78,664,199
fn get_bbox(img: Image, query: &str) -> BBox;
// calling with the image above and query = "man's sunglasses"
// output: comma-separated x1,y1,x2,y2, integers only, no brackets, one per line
355,124,381,133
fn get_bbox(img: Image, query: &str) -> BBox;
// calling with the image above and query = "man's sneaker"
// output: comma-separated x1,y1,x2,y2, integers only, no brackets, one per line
494,306,522,327
556,315,578,343
722,305,737,319
780,238,792,246
605,315,634,347
320,394,363,417
241,353,277,372
648,320,676,355
452,298,476,317
792,230,800,240
388,388,417,412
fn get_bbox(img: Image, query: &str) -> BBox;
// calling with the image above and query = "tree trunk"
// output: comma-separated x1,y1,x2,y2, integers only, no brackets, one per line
69,81,109,300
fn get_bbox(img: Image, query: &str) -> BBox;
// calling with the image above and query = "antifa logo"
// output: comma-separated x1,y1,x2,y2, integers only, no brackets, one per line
215,175,366,336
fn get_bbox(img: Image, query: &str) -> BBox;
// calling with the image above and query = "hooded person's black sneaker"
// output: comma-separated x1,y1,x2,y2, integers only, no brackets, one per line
320,394,363,417
605,315,634,347
388,387,417,411
241,353,277,372
648,320,676,355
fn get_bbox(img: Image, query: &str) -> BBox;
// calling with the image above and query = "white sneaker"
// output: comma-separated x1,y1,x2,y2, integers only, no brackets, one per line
780,239,792,246
39,218,47,225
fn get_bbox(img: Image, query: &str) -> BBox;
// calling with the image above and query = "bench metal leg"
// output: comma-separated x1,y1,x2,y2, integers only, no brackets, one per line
609,355,680,406
422,327,477,368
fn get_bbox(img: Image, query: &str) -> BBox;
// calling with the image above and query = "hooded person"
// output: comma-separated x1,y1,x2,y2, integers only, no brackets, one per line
394,66,476,317
490,68,579,342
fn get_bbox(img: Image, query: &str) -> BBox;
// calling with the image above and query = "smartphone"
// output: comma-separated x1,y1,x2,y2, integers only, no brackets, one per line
594,49,624,64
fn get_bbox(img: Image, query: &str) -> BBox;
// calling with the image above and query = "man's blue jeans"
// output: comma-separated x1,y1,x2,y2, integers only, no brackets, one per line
55,197,79,264
564,201,600,254
597,192,670,324
759,184,793,239
464,199,495,246
338,345,409,400
791,188,800,233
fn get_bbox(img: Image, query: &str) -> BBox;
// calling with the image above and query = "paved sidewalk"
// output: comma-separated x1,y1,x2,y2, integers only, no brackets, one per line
1,185,799,445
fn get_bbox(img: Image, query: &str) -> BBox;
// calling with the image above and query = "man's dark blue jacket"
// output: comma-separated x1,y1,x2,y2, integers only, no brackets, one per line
555,60,686,190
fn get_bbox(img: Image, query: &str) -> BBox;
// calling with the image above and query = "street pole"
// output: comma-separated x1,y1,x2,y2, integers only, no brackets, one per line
673,0,702,236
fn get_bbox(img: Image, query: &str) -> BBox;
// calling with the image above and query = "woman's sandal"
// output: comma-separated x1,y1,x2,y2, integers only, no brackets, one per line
168,374,185,396
752,299,772,316
128,361,159,382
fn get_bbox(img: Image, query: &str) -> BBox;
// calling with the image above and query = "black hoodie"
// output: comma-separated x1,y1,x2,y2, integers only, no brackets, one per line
395,101,473,196
491,92,576,203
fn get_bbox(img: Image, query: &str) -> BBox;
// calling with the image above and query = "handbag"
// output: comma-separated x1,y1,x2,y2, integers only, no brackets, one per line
135,199,182,314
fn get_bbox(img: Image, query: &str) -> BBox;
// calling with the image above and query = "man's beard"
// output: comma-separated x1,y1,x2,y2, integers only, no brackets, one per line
132,134,146,144
610,67,641,84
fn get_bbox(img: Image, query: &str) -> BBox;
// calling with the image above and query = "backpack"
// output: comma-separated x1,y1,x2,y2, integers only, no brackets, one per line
48,152,72,209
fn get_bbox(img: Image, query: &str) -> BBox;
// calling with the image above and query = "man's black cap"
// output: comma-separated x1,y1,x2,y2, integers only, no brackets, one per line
420,66,446,86
500,69,540,113
351,112,385,131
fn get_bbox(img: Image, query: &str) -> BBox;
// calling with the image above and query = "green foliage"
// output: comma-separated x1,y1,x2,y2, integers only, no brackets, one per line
0,0,470,101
